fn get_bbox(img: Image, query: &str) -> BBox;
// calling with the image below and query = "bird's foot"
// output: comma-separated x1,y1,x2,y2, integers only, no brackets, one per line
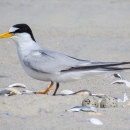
34,91,49,94
34,82,54,95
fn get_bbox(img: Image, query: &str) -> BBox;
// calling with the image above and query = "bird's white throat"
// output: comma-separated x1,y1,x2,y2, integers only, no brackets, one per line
11,33,40,57
11,32,34,44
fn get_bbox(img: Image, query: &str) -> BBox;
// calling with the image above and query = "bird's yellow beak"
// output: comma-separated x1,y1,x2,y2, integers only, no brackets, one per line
0,32,14,39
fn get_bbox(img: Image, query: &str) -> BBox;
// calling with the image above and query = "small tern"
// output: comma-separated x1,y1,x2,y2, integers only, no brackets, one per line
0,24,130,95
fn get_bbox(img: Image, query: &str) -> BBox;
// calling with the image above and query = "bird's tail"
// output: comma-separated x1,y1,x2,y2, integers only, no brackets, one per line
62,62,130,72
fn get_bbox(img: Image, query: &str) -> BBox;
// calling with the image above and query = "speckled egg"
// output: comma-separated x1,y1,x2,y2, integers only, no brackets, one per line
82,96,99,108
100,96,118,108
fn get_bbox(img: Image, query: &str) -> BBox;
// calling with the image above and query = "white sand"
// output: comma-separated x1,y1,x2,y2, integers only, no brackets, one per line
0,0,130,129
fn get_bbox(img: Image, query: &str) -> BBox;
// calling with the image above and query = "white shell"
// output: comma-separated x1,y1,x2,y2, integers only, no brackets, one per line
5,88,21,95
8,83,26,88
67,106,81,112
111,79,130,88
67,106,98,112
89,118,103,125
22,90,33,94
0,88,21,95
60,90,74,95
117,93,129,102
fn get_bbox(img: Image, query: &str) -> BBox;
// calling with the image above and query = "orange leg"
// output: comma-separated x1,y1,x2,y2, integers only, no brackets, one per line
53,83,59,96
35,82,54,94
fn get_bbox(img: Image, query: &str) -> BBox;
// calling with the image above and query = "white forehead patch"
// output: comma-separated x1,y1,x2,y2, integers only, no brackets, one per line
9,27,19,33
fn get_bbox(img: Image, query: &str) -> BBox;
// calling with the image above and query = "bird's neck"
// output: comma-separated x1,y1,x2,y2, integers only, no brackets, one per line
14,39,41,58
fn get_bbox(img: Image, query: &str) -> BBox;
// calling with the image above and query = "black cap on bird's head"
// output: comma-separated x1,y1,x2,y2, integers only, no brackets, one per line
0,23,36,42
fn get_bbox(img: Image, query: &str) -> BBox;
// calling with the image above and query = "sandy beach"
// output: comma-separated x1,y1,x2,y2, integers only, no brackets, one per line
0,0,130,129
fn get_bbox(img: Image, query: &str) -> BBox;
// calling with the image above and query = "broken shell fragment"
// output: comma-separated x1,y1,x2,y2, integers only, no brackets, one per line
111,79,130,88
22,90,34,94
8,83,26,88
72,90,92,96
100,96,118,108
89,118,103,125
60,90,74,95
82,96,99,108
67,106,82,112
5,88,21,95
0,88,21,96
60,89,92,96
67,106,98,112
114,73,124,80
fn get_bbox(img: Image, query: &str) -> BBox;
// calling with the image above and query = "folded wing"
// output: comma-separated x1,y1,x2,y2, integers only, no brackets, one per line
23,50,130,74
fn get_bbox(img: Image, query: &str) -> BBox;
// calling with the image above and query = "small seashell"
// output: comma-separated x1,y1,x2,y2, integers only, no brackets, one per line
0,89,10,95
5,88,21,95
67,106,97,112
82,96,99,108
22,90,34,94
72,90,92,96
117,93,129,102
114,73,124,80
60,90,74,95
111,79,130,88
8,83,26,88
100,96,118,108
67,106,82,112
81,106,98,112
89,118,103,125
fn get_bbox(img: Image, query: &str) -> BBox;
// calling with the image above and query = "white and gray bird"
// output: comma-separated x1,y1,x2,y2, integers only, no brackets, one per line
0,24,130,95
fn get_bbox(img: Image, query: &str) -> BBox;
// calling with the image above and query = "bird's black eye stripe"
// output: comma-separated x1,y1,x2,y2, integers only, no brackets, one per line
14,29,21,33
12,24,36,41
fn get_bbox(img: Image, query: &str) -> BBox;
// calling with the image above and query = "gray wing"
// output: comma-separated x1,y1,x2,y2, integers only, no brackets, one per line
23,49,130,74
23,50,91,73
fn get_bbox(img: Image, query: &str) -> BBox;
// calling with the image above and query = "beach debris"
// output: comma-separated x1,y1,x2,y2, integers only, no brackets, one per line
100,96,118,108
111,79,130,88
72,90,92,96
60,89,92,96
114,73,124,80
8,83,26,88
111,74,130,87
0,89,10,95
82,96,99,108
89,118,103,125
67,106,98,112
5,88,21,96
22,90,34,94
92,93,106,96
117,93,129,103
0,88,21,96
60,90,74,95
67,106,81,112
